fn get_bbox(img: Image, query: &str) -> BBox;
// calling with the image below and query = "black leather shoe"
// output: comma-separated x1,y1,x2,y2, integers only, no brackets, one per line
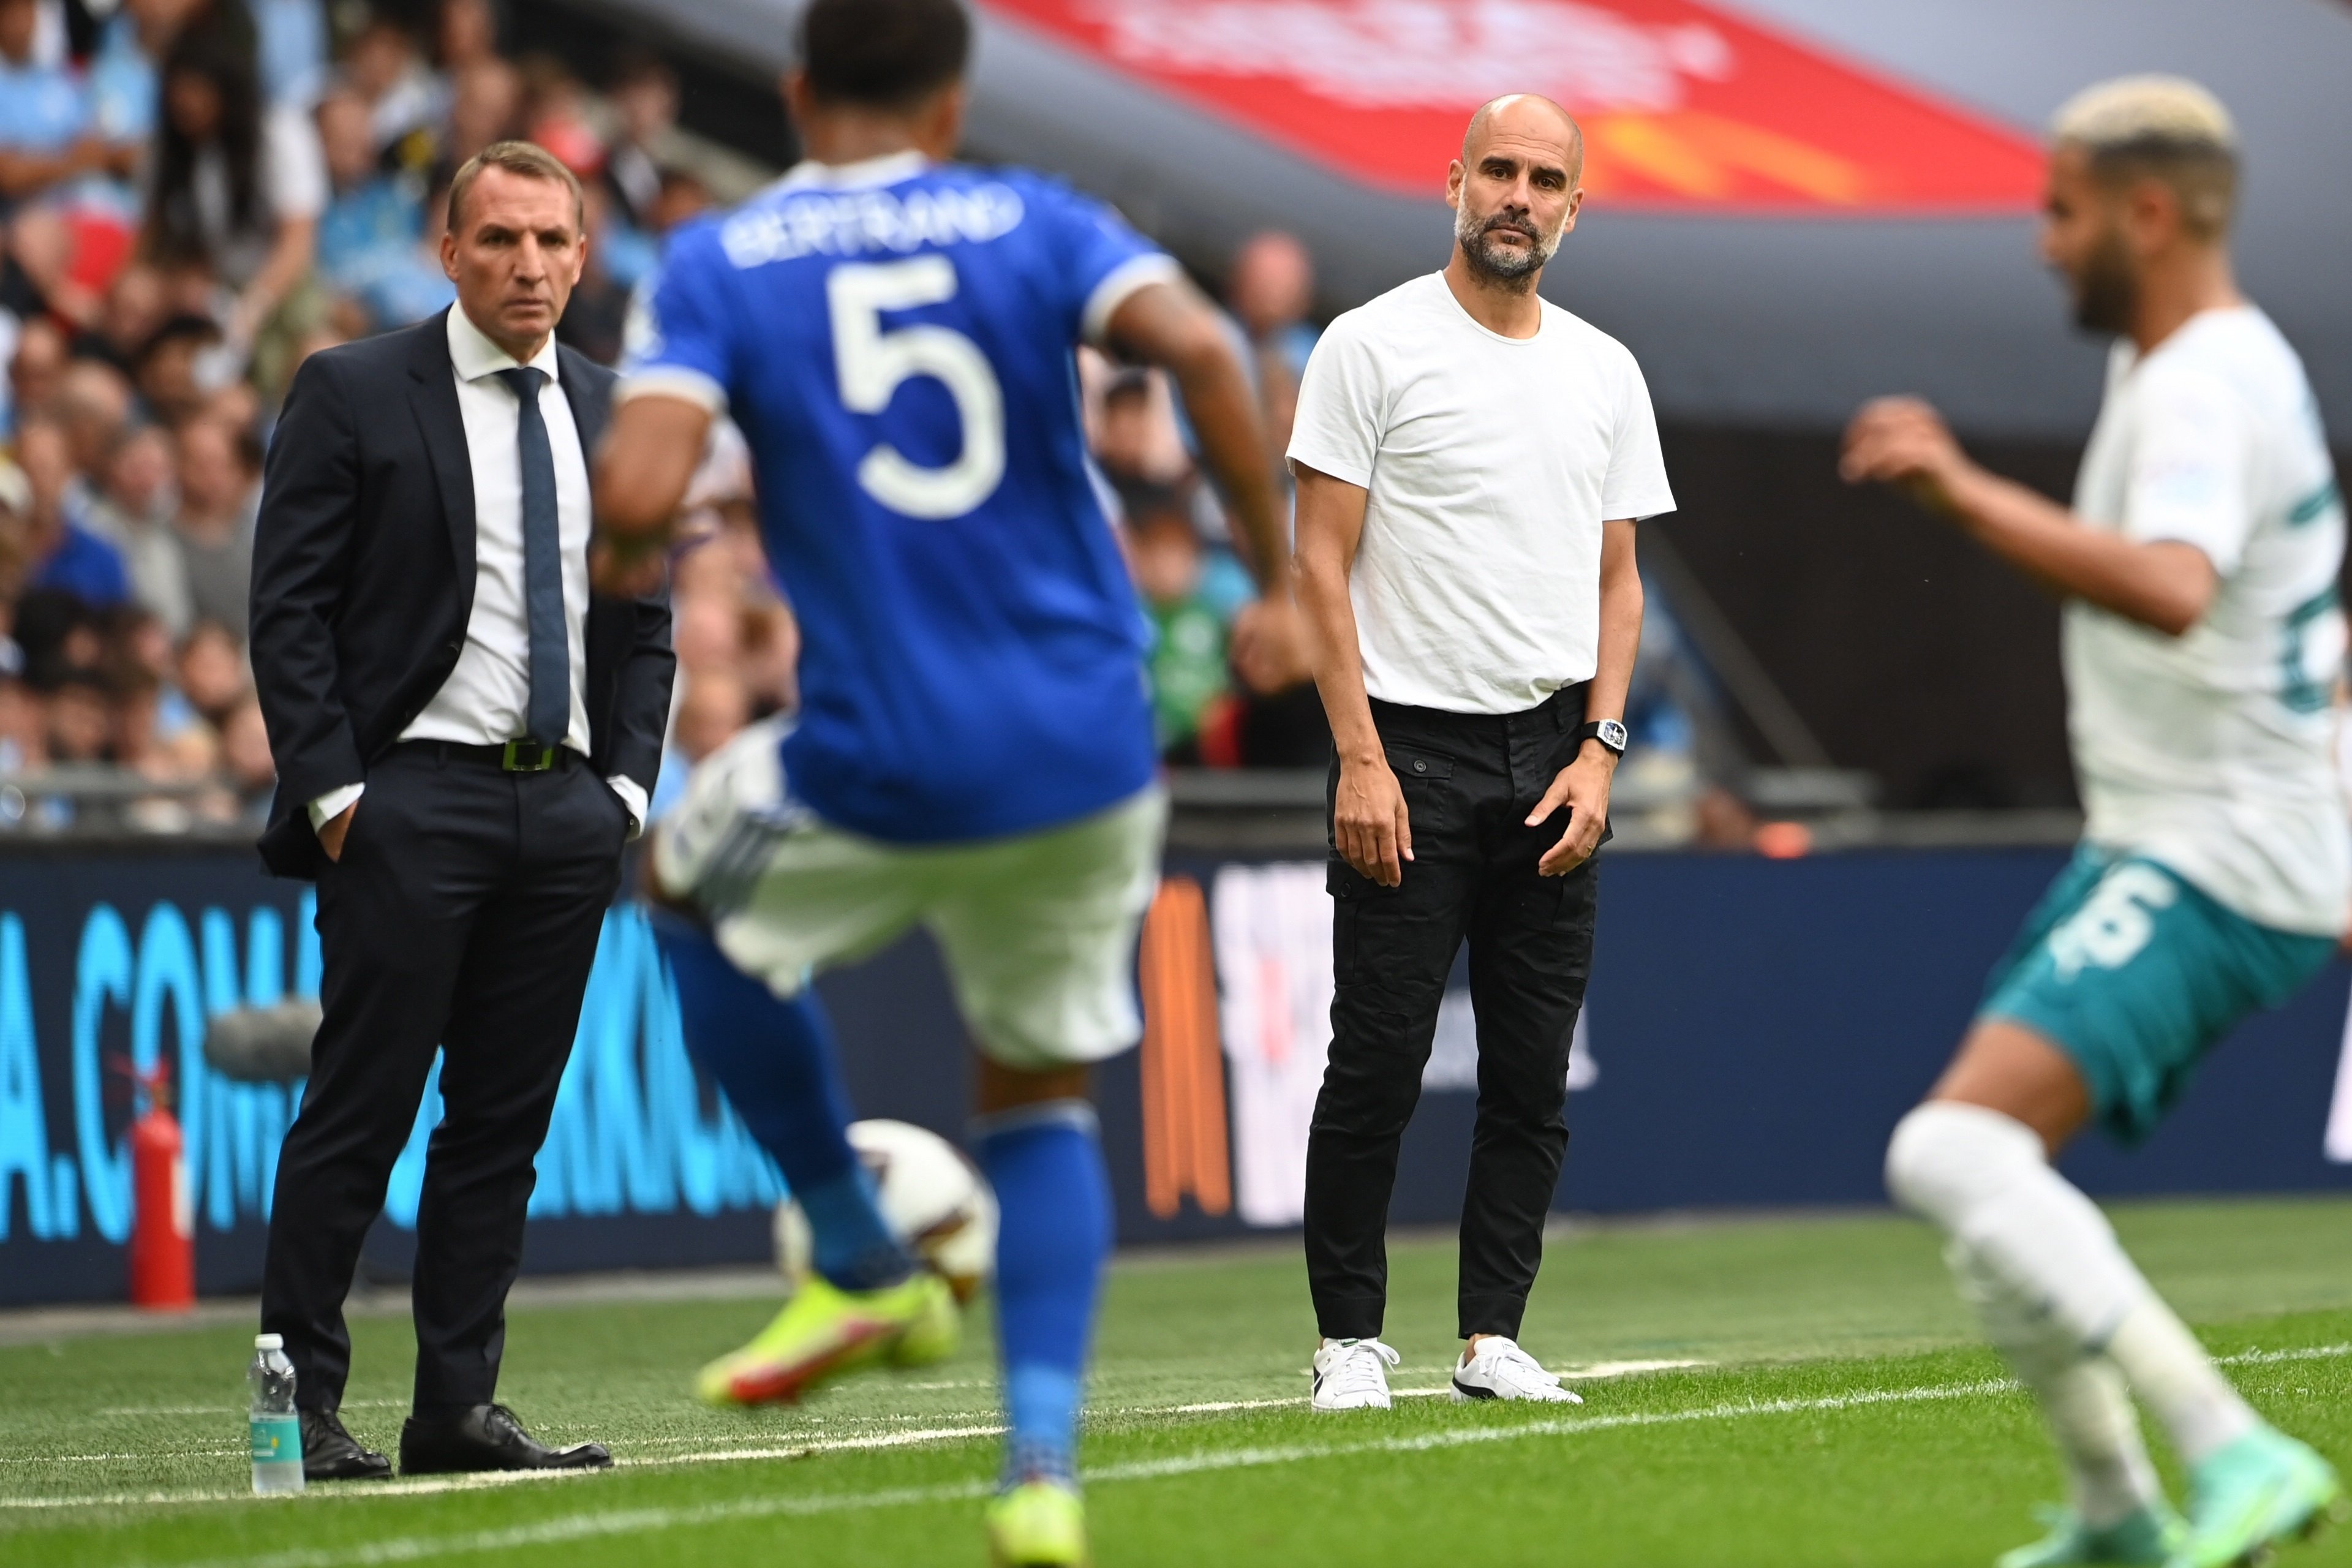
398,1403,611,1475
301,1408,391,1482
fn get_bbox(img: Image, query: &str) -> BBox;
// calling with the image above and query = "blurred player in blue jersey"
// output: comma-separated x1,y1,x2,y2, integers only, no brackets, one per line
592,1,1300,1559
1850,79,2343,1568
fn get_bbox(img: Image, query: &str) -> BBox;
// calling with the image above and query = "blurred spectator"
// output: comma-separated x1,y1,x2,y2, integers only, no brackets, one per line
556,182,630,364
3,311,66,434
15,417,129,604
602,50,676,232
434,54,518,185
85,0,231,156
0,0,119,206
175,614,246,723
434,0,499,79
68,257,170,370
106,599,214,767
130,310,220,424
216,692,271,816
315,85,450,328
250,0,328,110
83,421,191,634
649,165,713,233
14,586,100,687
48,669,111,762
54,357,130,500
7,198,142,335
0,672,45,771
1091,367,1188,513
342,11,441,170
1228,231,1319,380
0,0,791,825
1226,230,1319,461
0,451,31,599
1127,490,1236,763
168,412,254,638
518,53,602,183
143,20,325,393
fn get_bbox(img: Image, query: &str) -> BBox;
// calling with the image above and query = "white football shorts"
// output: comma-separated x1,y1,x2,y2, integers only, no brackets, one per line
652,715,1167,1071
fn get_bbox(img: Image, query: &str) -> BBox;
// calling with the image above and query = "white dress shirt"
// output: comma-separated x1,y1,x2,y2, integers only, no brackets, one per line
311,306,647,834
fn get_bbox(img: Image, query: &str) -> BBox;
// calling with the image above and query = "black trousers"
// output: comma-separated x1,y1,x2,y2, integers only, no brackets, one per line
261,742,626,1414
1305,686,1599,1341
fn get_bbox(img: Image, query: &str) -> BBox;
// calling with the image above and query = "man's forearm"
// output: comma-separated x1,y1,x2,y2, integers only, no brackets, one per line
1944,467,2213,635
1298,564,1380,763
1578,520,1642,761
1167,348,1291,594
595,394,710,545
1589,575,1641,725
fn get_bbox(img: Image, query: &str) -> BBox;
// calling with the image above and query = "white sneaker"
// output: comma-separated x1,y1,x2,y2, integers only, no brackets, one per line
1450,1336,1583,1404
1311,1338,1401,1411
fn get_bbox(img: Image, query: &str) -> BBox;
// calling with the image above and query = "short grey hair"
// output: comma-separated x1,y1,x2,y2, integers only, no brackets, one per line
447,140,585,234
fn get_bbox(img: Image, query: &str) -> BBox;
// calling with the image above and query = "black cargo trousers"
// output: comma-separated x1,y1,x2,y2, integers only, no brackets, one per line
1304,683,1600,1341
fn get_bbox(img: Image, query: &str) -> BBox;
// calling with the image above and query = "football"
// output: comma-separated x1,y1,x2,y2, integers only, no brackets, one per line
772,1119,999,1303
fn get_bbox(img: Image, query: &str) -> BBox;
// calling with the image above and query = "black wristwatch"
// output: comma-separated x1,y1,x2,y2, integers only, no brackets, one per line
1575,718,1629,757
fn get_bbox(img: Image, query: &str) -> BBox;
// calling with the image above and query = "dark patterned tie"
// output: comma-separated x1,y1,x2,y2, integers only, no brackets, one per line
496,366,569,750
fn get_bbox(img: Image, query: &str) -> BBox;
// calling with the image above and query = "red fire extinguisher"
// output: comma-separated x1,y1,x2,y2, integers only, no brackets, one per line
127,1063,195,1311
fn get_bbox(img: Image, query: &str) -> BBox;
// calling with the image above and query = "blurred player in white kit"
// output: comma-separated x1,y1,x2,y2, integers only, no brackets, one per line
1846,77,2346,1568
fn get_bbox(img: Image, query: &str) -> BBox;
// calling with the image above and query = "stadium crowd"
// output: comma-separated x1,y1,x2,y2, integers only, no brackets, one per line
0,0,1713,837
0,0,767,834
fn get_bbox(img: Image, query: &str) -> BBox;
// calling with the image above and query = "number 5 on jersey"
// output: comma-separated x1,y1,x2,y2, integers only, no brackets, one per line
827,257,1007,520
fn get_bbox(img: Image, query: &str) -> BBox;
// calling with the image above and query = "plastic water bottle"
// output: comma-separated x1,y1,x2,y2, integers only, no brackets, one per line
247,1333,305,1495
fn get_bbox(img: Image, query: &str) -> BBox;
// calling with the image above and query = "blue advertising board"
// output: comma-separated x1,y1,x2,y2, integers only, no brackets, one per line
1,844,2345,1308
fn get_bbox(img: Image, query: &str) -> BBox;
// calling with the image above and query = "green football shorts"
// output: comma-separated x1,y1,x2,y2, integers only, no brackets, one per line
1979,846,2337,1145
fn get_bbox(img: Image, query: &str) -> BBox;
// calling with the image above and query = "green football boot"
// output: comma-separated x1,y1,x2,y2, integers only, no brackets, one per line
986,1476,1088,1567
2169,1427,2342,1568
1997,1502,2183,1567
695,1271,959,1407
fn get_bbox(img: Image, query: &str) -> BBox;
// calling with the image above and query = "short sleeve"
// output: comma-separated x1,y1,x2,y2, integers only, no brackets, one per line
2122,363,2255,574
618,226,734,416
262,106,327,222
1284,315,1385,491
1031,181,1183,347
1600,350,1675,521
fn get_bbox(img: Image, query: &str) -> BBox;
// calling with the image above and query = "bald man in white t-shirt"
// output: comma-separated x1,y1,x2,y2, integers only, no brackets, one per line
1287,96,1673,1414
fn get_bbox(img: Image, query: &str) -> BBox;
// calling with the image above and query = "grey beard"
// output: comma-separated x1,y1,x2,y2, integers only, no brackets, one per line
1455,209,1559,290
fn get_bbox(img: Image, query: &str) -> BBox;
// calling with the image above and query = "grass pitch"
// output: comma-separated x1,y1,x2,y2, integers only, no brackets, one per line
7,1197,2352,1567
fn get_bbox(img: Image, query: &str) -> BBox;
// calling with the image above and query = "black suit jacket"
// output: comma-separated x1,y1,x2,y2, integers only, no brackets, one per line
250,309,675,880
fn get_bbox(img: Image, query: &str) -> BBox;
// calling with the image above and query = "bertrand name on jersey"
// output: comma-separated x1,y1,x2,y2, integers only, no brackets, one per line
717,183,1028,268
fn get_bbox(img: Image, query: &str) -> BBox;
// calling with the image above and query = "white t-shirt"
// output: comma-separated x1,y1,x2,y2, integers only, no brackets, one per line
1287,272,1673,714
2068,304,2351,935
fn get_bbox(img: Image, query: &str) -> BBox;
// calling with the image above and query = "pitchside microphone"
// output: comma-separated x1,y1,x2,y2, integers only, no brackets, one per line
203,1000,323,1085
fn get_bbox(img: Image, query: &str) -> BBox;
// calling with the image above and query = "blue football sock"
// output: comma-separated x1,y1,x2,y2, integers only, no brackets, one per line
978,1101,1112,1487
652,911,914,1292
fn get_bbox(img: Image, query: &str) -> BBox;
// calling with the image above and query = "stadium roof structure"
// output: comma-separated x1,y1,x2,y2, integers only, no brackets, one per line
597,0,2352,439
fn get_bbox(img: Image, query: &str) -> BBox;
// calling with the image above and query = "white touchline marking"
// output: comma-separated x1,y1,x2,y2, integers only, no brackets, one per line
0,1450,244,1464
2219,1343,2352,1365
95,1401,409,1420
117,1378,2039,1568
1163,1359,1713,1415
12,1343,2342,1526
1563,1358,1713,1379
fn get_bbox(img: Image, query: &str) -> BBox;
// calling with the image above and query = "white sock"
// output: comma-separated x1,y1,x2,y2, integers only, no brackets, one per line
1951,1238,2160,1526
2104,1297,2258,1465
1887,1102,2258,1468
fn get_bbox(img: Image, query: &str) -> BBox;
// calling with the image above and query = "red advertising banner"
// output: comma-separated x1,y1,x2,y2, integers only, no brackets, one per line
986,0,2046,213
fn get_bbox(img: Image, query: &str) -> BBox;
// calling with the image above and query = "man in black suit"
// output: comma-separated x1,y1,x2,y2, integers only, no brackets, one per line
251,141,673,1480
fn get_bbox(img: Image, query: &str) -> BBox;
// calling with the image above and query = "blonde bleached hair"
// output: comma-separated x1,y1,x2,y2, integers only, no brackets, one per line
2049,75,2239,239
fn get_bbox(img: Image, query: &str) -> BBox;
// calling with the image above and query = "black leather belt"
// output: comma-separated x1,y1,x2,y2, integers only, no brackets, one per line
397,739,573,772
